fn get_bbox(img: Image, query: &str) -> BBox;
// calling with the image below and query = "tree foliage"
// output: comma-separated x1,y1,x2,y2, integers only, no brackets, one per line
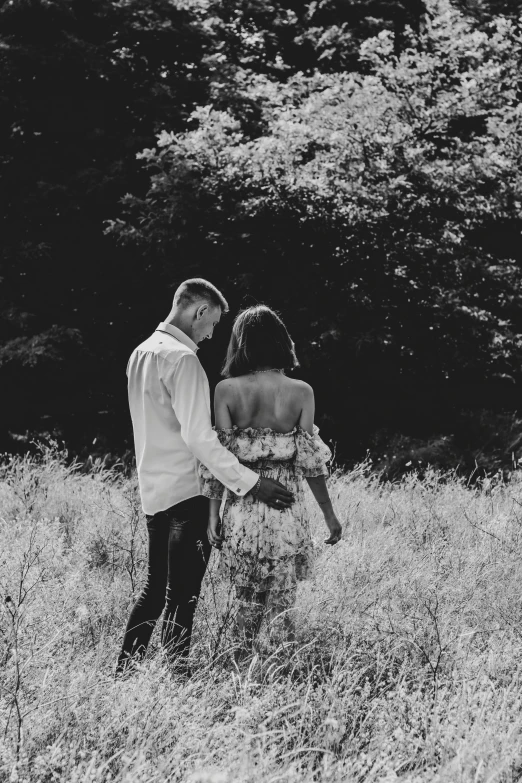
1,0,522,471
109,3,522,467
0,0,216,446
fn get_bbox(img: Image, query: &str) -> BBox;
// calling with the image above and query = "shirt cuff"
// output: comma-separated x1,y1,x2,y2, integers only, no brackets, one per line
232,466,258,497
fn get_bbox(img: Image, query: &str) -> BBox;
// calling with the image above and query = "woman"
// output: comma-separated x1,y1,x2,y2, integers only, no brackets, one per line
199,305,342,656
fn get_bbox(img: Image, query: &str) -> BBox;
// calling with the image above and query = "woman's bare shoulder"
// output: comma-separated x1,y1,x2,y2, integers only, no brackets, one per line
215,378,239,398
286,377,314,398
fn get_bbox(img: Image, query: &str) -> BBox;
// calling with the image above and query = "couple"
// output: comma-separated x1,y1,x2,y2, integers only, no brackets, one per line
116,278,342,674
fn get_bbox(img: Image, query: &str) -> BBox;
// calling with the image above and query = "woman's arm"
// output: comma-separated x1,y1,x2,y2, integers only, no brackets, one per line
299,383,342,545
214,380,234,429
305,476,342,544
207,497,223,548
207,381,235,549
298,382,315,435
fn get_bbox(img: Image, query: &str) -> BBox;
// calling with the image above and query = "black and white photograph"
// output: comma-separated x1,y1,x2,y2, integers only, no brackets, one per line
1,0,522,779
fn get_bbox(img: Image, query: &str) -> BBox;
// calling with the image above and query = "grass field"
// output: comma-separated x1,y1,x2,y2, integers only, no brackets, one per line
2,445,522,782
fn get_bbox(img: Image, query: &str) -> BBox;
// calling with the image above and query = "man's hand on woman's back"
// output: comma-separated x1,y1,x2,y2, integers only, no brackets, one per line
256,477,294,509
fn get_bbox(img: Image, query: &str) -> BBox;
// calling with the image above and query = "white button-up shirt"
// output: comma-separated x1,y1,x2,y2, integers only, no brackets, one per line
127,322,258,515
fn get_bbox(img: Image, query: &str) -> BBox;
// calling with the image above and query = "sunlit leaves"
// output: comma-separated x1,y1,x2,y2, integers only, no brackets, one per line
110,1,522,384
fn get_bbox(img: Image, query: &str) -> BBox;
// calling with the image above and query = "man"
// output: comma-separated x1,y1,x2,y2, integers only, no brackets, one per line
116,278,294,674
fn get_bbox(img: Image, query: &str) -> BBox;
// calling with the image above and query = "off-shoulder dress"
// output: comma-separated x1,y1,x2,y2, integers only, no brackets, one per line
199,425,331,597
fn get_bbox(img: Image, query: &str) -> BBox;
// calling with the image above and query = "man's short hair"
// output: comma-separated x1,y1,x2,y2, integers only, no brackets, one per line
173,278,229,313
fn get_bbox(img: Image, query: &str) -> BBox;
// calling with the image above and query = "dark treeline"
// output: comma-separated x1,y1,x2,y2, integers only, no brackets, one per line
1,0,522,477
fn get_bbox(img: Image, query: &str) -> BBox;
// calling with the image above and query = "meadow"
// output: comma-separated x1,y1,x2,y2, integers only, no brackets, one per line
2,445,522,783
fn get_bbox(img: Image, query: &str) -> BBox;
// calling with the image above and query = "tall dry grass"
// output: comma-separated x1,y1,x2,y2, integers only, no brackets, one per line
2,445,522,782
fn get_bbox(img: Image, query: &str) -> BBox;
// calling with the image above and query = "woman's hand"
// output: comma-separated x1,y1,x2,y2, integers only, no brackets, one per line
324,512,342,545
207,514,224,549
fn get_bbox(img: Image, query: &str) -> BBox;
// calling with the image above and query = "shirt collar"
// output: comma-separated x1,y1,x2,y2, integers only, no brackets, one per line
156,322,199,353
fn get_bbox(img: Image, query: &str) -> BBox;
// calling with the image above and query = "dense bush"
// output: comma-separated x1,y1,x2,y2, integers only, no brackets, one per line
1,0,522,471
109,3,522,470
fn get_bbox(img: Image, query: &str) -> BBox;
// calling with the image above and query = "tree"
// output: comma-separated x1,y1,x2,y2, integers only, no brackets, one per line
109,1,522,464
0,0,216,449
2,0,521,469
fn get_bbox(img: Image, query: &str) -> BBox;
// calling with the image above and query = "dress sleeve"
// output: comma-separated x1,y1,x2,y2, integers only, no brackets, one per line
198,428,234,500
295,425,332,477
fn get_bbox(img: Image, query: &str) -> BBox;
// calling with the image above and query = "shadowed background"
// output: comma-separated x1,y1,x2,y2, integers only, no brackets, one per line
1,0,522,477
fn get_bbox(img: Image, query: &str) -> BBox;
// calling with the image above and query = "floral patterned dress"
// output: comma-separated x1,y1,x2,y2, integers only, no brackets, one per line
199,425,331,597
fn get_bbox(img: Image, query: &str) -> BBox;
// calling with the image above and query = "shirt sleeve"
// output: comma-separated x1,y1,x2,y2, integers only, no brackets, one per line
166,353,258,497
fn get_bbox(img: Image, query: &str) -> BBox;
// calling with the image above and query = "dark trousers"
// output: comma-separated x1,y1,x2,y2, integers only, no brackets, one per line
116,496,210,672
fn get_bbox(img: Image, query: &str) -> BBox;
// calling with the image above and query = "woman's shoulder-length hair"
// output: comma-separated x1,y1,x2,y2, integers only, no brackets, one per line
222,304,299,378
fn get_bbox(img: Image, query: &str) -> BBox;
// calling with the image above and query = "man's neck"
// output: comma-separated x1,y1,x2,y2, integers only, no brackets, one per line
166,311,194,343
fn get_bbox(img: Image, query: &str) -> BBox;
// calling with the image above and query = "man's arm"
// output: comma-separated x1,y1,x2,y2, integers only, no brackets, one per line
169,354,255,496
168,354,293,508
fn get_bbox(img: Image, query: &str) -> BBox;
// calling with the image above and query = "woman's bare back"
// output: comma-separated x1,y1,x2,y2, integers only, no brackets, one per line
215,372,313,433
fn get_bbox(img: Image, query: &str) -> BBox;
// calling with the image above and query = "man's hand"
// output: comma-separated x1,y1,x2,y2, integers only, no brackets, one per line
255,476,294,510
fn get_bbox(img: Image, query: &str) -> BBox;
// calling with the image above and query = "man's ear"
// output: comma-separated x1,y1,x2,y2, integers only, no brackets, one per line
195,303,209,321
